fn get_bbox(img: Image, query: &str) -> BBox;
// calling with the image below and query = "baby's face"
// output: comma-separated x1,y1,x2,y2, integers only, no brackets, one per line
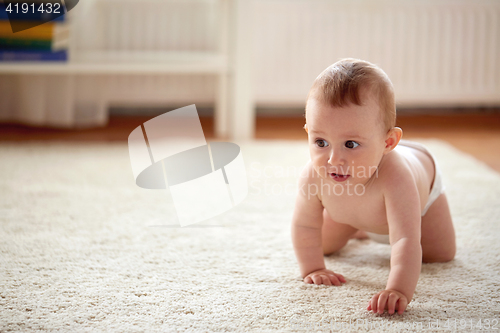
305,92,388,186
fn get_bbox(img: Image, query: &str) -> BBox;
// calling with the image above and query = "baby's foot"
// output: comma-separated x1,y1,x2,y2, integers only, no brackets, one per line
351,230,369,239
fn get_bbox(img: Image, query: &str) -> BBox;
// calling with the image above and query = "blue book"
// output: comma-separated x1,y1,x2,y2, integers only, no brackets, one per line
0,49,67,61
0,3,65,22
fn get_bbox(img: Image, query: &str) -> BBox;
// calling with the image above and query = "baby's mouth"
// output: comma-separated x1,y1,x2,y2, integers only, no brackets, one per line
330,173,350,182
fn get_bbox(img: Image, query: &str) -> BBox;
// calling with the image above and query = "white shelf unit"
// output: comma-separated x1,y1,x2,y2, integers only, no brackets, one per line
0,0,254,139
0,52,229,74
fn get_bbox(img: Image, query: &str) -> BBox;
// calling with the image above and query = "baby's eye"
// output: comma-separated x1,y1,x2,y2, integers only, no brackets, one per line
315,139,329,148
345,140,359,149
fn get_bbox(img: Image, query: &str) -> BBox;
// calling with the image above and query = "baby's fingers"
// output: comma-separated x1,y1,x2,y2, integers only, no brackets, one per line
304,274,326,285
388,293,399,314
334,273,346,283
370,294,380,313
377,292,390,314
327,274,342,286
311,275,326,285
304,271,345,286
397,297,408,315
321,275,332,285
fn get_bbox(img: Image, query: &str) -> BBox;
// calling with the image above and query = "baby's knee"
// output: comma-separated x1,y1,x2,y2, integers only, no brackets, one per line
323,240,348,256
323,247,335,256
422,247,456,263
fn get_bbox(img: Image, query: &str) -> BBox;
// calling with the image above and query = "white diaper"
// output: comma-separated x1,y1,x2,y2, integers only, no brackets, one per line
366,141,445,245
365,232,391,244
421,155,445,216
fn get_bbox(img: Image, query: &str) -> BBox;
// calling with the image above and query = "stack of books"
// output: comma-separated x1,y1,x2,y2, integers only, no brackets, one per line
0,1,69,61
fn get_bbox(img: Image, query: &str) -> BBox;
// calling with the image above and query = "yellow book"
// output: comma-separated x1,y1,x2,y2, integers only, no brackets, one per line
0,21,68,40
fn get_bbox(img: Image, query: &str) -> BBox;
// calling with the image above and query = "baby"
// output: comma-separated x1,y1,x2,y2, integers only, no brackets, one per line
291,58,456,315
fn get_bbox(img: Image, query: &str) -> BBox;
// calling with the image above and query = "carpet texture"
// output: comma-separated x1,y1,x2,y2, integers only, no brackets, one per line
1,140,499,332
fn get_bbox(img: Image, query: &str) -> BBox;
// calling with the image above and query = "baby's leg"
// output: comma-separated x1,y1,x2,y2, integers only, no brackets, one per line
322,209,359,255
420,193,456,262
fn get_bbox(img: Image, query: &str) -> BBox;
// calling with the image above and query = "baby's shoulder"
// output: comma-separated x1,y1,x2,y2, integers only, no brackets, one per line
377,149,416,190
297,160,328,194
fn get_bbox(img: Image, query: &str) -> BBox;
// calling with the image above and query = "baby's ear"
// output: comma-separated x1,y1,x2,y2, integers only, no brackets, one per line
304,124,309,133
383,127,402,154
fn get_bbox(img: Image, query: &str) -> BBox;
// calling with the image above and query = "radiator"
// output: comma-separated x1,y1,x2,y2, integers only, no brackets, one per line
252,0,500,107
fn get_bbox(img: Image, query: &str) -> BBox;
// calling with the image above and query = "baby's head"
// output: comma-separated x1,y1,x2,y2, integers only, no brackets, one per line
305,58,396,133
304,58,402,183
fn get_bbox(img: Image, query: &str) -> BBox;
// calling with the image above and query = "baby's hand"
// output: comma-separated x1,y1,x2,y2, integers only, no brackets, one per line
367,289,408,315
303,269,346,286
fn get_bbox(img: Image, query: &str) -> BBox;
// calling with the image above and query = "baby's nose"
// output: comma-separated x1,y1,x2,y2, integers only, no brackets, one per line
328,149,344,165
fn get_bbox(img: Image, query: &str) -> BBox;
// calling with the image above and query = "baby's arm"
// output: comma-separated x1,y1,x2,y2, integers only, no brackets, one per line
368,165,422,314
291,163,345,285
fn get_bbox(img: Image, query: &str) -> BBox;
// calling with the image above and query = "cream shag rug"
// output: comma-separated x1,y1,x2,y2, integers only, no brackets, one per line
1,140,499,332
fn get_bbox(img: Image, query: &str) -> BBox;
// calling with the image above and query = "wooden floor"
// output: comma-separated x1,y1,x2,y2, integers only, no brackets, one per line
1,113,499,172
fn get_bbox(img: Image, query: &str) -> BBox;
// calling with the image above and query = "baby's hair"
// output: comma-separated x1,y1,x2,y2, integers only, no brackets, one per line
307,58,396,132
